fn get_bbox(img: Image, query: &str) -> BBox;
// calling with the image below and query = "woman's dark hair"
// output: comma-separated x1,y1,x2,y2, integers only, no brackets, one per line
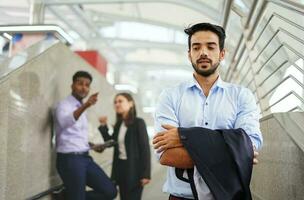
72,71,92,83
184,23,226,51
115,92,137,126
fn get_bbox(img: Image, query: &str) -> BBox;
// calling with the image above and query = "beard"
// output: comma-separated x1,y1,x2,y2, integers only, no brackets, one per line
191,59,220,77
72,91,88,101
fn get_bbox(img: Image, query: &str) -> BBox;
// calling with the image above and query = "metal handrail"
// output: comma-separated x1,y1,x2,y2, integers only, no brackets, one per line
269,0,304,14
258,75,304,102
288,106,303,112
250,13,275,50
222,0,233,29
248,0,304,40
225,36,245,81
254,60,288,91
252,29,280,63
26,184,64,200
254,27,304,63
245,78,254,88
230,11,302,81
247,0,268,40
255,59,304,92
262,90,304,112
256,44,283,74
251,12,304,52
239,65,252,85
245,0,259,28
256,41,304,75
282,42,304,64
238,55,249,71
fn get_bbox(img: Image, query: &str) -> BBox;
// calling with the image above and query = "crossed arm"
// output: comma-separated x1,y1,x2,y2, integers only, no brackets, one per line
153,125,194,169
153,125,259,168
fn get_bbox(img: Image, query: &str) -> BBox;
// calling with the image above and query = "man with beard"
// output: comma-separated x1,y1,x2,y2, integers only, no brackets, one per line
54,71,117,200
153,23,263,199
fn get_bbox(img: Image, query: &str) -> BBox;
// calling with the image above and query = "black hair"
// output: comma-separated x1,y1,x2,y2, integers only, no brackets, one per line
114,92,137,126
72,71,92,83
184,23,226,51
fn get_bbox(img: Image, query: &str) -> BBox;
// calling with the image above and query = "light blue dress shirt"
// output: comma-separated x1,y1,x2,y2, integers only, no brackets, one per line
154,76,263,199
55,95,90,153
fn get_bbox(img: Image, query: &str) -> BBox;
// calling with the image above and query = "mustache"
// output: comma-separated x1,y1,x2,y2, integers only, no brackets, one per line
197,58,211,63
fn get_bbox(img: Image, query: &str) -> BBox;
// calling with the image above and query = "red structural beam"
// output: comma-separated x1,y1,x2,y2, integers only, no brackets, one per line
75,50,107,76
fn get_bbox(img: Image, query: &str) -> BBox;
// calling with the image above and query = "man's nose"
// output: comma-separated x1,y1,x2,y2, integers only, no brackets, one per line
81,85,88,90
200,47,208,57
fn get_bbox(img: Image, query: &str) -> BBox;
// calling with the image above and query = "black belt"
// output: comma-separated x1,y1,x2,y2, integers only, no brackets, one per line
57,151,89,156
169,194,194,200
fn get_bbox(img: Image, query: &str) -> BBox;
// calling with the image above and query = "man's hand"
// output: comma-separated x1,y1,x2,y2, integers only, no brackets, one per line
90,143,106,153
84,92,99,107
73,92,99,120
153,124,183,153
253,146,259,165
140,178,150,186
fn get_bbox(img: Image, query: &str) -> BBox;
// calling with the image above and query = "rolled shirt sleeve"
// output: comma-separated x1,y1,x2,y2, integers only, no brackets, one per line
55,101,77,129
154,89,179,159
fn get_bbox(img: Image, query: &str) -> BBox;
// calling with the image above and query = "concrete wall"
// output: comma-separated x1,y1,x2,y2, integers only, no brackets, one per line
251,112,304,200
0,42,117,199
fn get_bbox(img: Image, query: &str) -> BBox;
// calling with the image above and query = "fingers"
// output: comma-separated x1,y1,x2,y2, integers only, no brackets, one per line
253,150,259,165
152,132,165,143
141,179,150,186
161,124,176,130
91,92,99,97
93,145,105,153
88,93,98,105
154,141,168,152
153,128,181,152
99,116,107,124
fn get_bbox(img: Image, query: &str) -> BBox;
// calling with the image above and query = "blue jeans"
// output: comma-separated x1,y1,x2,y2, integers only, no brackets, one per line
56,153,117,200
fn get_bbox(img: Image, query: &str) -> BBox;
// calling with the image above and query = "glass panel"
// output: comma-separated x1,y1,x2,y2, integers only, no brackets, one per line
100,22,186,44
224,10,243,77
0,39,58,79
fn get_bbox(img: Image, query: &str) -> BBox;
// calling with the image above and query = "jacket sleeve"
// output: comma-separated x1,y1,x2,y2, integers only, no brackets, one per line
137,118,151,179
98,125,113,141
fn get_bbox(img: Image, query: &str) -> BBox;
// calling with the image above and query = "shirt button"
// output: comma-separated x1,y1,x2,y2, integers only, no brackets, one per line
205,122,208,125
180,135,187,140
206,102,208,105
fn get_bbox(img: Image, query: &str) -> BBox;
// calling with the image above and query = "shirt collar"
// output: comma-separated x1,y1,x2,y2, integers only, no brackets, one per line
187,74,227,91
68,95,82,107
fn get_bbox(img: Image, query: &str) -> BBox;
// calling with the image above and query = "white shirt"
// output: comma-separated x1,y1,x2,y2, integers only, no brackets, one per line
118,123,127,160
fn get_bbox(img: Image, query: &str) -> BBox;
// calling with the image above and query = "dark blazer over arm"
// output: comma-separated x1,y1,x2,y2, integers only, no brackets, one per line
178,127,253,200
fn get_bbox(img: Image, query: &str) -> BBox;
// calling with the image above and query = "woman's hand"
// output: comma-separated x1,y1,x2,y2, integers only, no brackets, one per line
99,116,108,125
140,178,150,186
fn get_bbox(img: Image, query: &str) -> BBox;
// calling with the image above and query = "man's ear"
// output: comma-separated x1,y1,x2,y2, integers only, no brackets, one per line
219,49,225,61
187,50,191,62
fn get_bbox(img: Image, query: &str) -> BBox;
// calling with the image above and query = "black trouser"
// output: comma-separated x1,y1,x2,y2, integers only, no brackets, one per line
56,153,117,200
117,159,143,200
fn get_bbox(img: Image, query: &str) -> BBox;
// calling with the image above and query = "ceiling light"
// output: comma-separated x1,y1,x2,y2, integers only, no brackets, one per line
114,84,138,93
143,106,155,113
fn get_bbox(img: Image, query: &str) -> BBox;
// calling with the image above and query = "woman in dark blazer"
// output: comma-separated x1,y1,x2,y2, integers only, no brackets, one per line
98,92,151,200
